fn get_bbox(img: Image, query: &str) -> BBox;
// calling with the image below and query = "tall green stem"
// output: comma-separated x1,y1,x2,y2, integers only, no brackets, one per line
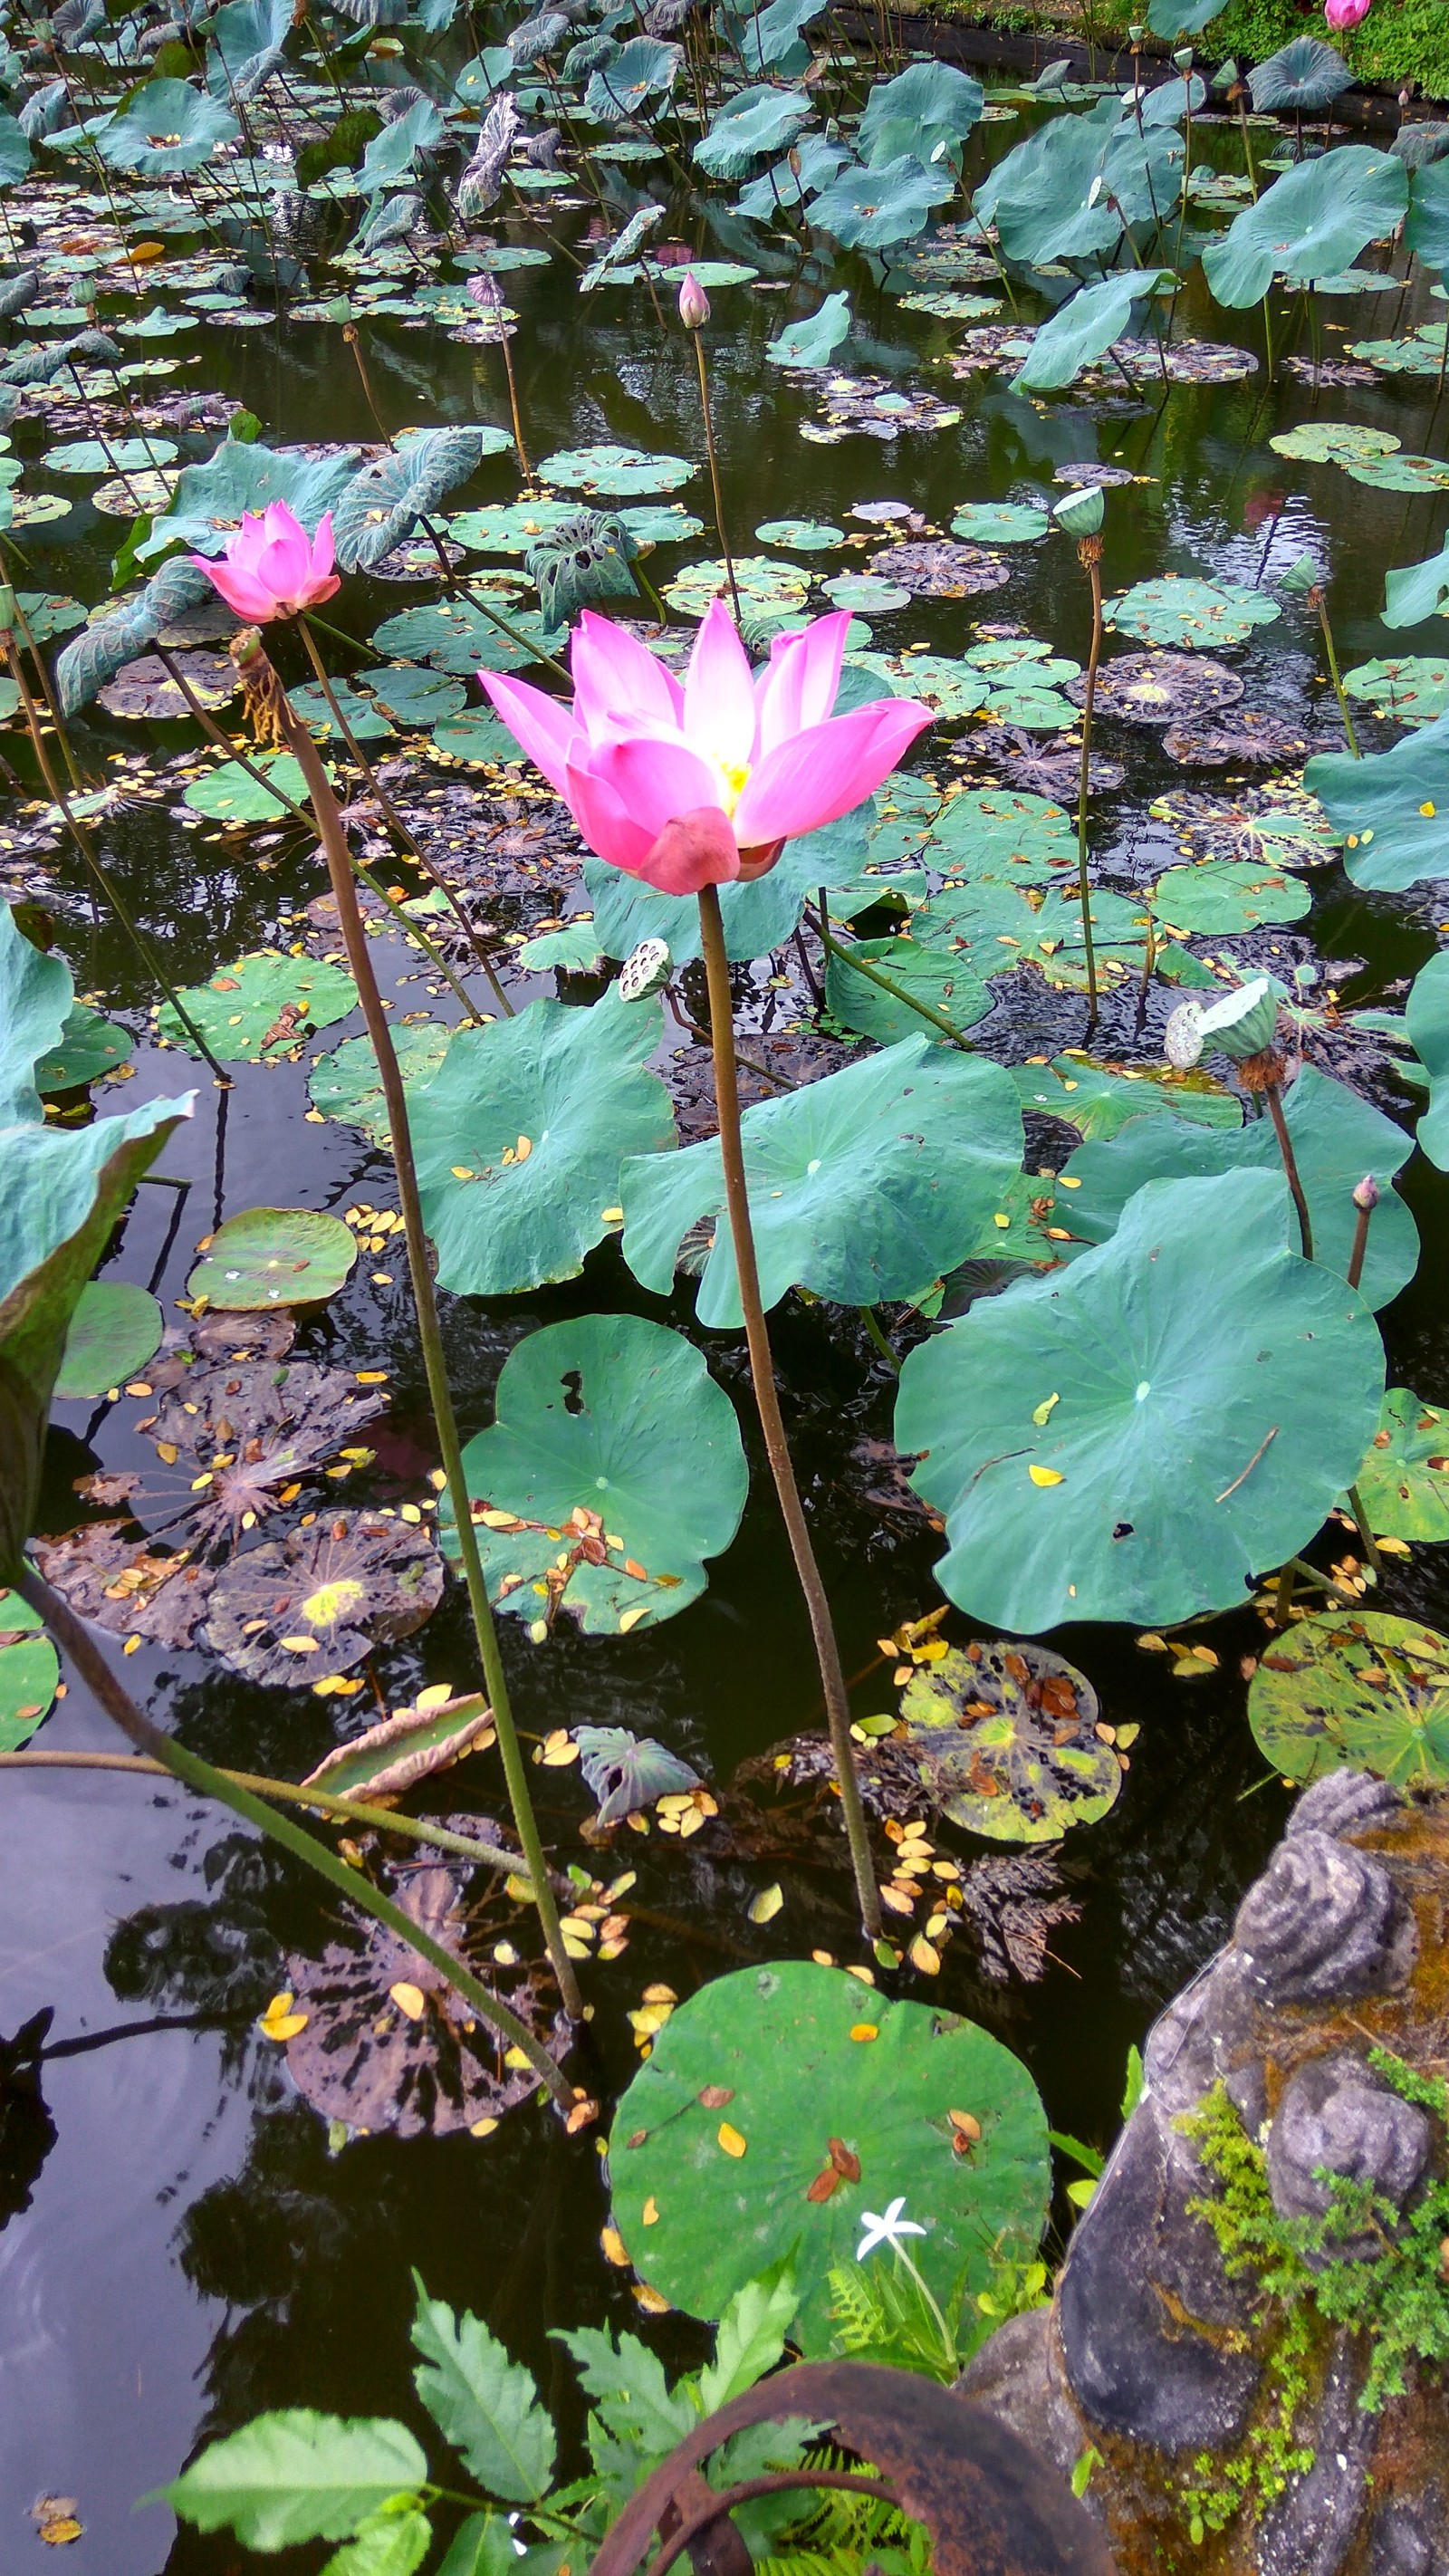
1075,537,1104,1029
688,329,742,624
1313,591,1360,756
697,885,881,1940
240,633,585,2017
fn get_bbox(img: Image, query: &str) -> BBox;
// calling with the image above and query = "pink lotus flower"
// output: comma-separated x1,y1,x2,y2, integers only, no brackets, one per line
191,499,341,623
678,269,710,329
480,601,932,895
1324,0,1369,29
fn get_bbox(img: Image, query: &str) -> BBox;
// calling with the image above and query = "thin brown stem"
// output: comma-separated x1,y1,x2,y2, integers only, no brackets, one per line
1265,1079,1313,1261
690,331,742,624
697,884,881,1939
1077,540,1103,1029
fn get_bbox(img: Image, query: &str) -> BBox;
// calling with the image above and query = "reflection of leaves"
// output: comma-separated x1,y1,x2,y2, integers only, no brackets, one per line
896,1641,1118,1844
574,1726,702,1827
204,1510,444,1687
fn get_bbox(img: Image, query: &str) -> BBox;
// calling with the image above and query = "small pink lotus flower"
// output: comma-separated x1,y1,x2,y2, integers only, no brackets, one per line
191,499,341,623
1324,0,1369,31
480,601,931,896
677,269,710,330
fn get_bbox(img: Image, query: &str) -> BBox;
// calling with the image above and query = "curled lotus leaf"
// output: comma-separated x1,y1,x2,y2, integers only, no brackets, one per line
1407,951,1449,1169
574,1725,703,1827
1069,651,1243,726
204,1508,444,1687
892,1640,1118,1842
34,1005,133,1093
1353,1389,1449,1543
1248,1611,1449,1787
302,1695,495,1800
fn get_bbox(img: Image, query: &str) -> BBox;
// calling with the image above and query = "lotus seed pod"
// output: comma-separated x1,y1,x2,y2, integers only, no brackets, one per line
1164,999,1204,1070
1194,974,1281,1062
1173,43,1194,67
619,937,672,1002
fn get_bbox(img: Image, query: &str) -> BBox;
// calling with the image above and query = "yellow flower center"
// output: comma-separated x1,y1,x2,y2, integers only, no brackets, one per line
719,757,751,814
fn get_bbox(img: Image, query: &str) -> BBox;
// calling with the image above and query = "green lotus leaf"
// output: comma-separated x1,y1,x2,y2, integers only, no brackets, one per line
370,600,563,675
950,501,1050,543
34,1004,133,1094
440,1313,747,1635
97,79,240,177
1107,575,1281,649
753,518,846,551
1342,655,1449,726
663,554,808,618
357,95,443,194
1406,949,1449,1168
1345,326,1448,377
619,502,705,547
1344,451,1449,495
53,1278,162,1399
187,1206,358,1309
538,443,695,499
871,656,988,723
140,437,358,560
447,499,579,555
810,154,957,250
858,60,983,169
288,679,394,743
821,573,910,612
308,1022,451,1146
583,803,885,966
896,1168,1386,1632
896,1640,1118,1841
1148,857,1312,934
365,668,468,729
1056,1064,1415,1311
692,85,811,180
621,1037,1023,1328
0,1587,58,1752
983,685,1077,732
157,952,356,1060
1203,148,1407,307
873,780,1075,881
824,933,993,1044
1010,1054,1242,1143
1306,713,1449,893
1382,533,1449,628
896,289,1003,320
736,130,848,216
919,878,1150,988
517,922,603,973
763,292,851,369
180,755,310,823
410,985,675,1296
974,95,1184,267
47,436,178,476
430,709,526,765
1012,267,1173,392
1269,422,1399,465
0,900,71,1125
1248,35,1355,112
609,1960,1050,2341
1248,1610,1449,1786
1353,1388,1449,1543
583,35,681,123
1406,156,1449,273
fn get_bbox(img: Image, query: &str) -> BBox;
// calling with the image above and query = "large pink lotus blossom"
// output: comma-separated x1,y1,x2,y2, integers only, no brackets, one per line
1324,0,1369,30
480,601,932,895
191,500,341,623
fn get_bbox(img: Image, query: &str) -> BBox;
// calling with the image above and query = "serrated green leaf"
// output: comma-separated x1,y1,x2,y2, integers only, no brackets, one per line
410,2279,555,2502
162,2412,427,2550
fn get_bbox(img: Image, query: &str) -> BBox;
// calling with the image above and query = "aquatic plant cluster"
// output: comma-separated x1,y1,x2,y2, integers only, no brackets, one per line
5,0,1449,2558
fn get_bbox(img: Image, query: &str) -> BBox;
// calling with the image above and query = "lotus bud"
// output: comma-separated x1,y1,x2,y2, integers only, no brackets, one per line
1053,485,1105,538
619,936,672,1001
677,269,710,330
1352,1173,1379,1211
1324,0,1370,30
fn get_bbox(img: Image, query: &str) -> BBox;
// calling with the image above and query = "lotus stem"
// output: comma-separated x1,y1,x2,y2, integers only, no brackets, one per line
860,1306,901,1372
1310,586,1360,755
697,883,882,1941
1075,533,1104,1028
1263,1074,1313,1261
1235,85,1259,197
12,1568,574,2109
1347,1171,1377,1292
233,630,584,2019
812,905,975,1049
494,307,532,481
688,331,742,624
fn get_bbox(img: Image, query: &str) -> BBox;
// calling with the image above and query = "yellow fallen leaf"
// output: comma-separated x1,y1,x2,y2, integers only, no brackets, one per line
1032,1393,1060,1427
1029,1465,1064,1486
717,2121,747,2158
257,1991,308,2042
389,1982,427,2020
909,1936,941,1975
849,2022,879,2042
748,1883,783,1925
600,2225,630,2264
39,2520,83,2547
633,2284,670,2313
469,2115,499,2138
641,2196,659,2225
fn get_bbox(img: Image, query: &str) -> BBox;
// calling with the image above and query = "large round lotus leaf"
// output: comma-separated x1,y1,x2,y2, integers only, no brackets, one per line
621,1037,1023,1329
754,518,847,551
1076,652,1243,726
1010,1054,1242,1143
410,985,675,1296
1407,950,1449,1169
1354,1389,1449,1542
964,636,1059,670
824,934,993,1045
181,755,310,823
1202,149,1408,309
538,443,695,497
0,1589,59,1753
1308,718,1449,896
365,668,467,728
619,502,705,548
663,555,808,617
582,806,885,968
288,678,394,743
15,593,87,644
609,1961,1050,2341
430,709,526,767
205,1510,443,1687
187,1207,359,1310
872,781,1075,883
821,573,911,613
441,1314,747,1635
371,600,561,675
873,655,988,722
157,953,356,1060
54,1279,163,1399
983,684,1076,733
34,1004,132,1091
1149,858,1311,934
447,499,579,554
949,501,1048,543
1058,1065,1415,1311
46,437,177,476
1248,1611,1449,1786
895,1168,1387,1634
96,77,240,176
1107,577,1281,650
920,879,1150,990
1343,658,1449,726
1269,422,1399,466
894,1640,1117,1841
309,1022,450,1146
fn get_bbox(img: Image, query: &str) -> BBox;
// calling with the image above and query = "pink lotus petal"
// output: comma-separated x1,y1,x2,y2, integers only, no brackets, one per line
190,553,281,622
640,804,742,895
571,608,683,744
683,598,757,774
755,608,851,754
734,697,932,845
480,669,582,796
311,511,336,582
564,757,657,874
591,732,725,844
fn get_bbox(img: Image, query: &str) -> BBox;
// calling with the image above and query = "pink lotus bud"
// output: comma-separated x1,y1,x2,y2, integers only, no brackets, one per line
189,499,340,625
1324,0,1370,31
677,269,710,330
1352,1173,1379,1210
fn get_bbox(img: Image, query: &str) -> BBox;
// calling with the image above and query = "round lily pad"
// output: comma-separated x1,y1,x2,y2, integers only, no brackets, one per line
447,499,579,554
1149,858,1312,934
949,501,1049,543
187,1206,359,1310
1269,422,1399,465
289,678,394,743
898,289,1003,320
983,684,1076,733
54,1280,163,1399
99,650,236,720
366,668,468,729
91,472,172,516
878,655,989,722
610,1960,1050,2341
893,1641,1117,1843
754,518,846,551
1107,577,1281,650
12,493,75,525
663,555,808,618
822,573,911,613
1248,1611,1449,1786
1342,657,1449,726
0,1589,59,1753
309,1022,450,1145
205,1509,443,1686
1343,452,1449,495
181,755,310,823
1354,1389,1449,1543
430,709,525,766
825,934,993,1046
46,437,177,476
618,502,705,547
371,600,561,676
443,1312,748,1636
157,952,356,1060
1072,652,1244,726
34,1004,132,1091
538,442,695,496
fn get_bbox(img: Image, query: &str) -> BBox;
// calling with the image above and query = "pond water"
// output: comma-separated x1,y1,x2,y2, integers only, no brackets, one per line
3,66,1448,2572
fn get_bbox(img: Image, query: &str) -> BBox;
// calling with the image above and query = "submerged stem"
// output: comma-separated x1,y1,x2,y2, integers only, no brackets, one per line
1076,537,1104,1029
697,884,882,1939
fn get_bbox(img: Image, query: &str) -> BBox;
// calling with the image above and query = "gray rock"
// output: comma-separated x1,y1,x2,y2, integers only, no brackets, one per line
1287,1770,1405,1842
1369,2493,1446,2575
1234,1831,1416,2005
1257,2333,1378,2576
955,2308,1085,2488
1267,2052,1433,2258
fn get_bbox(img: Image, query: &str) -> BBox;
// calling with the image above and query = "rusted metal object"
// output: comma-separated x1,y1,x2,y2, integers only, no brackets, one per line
590,2360,1117,2576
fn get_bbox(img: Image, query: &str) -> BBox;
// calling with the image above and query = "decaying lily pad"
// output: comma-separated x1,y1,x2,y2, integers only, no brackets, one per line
867,539,1009,598
1248,1611,1449,1787
205,1510,444,1687
135,1356,388,1546
32,1521,215,1647
96,651,235,720
283,1863,566,2139
974,728,1124,798
1070,652,1243,726
804,373,963,443
892,1640,1120,1843
302,1695,495,1799
1164,712,1312,767
573,1725,703,1828
1353,1388,1449,1543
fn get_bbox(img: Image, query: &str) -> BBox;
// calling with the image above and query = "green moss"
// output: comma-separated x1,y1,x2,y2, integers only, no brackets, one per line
924,0,1449,98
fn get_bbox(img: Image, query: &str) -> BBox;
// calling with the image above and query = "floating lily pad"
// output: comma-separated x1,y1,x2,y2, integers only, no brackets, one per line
1269,422,1399,466
157,952,355,1060
1010,1054,1242,1143
894,1641,1118,1842
875,656,988,722
372,599,563,675
181,755,309,823
1149,857,1312,934
662,554,808,618
187,1206,358,1310
1248,1611,1449,1786
366,668,468,728
206,1508,442,1687
876,780,1077,882
610,1959,1050,2340
443,1313,748,1636
898,289,1003,320
619,501,705,547
53,1279,163,1399
821,573,910,612
1343,451,1449,495
430,709,526,766
99,651,236,721
1342,657,1449,727
1353,1389,1449,1543
895,1168,1386,1632
920,878,1150,990
538,442,694,497
309,1023,450,1146
34,1004,132,1091
1073,652,1243,726
824,934,993,1045
447,499,579,554
91,473,171,517
288,678,394,743
0,1589,59,1753
753,518,846,551
983,684,1076,733
1107,576,1281,649
47,437,177,476
949,501,1049,543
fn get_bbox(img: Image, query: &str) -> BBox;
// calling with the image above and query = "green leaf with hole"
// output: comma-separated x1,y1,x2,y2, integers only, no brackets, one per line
410,986,675,1296
1107,576,1281,649
53,1278,162,1399
1149,858,1311,934
1248,1610,1449,1785
158,951,356,1060
895,1168,1386,1632
895,1640,1118,1841
309,1023,450,1146
187,1206,358,1310
0,1585,59,1751
440,1313,747,1634
1353,1388,1449,1543
609,1960,1050,2342
621,1037,1022,1328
